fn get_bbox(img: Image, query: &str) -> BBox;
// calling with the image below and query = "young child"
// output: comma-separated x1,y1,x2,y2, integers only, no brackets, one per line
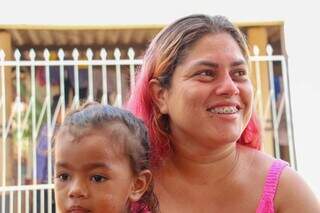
53,102,158,213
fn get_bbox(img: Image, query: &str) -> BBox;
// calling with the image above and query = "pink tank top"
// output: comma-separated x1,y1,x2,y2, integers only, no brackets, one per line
256,159,288,213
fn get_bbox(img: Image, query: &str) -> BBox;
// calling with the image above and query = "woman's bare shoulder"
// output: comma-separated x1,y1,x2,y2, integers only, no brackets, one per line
238,145,320,212
275,167,320,212
237,145,277,190
237,144,275,171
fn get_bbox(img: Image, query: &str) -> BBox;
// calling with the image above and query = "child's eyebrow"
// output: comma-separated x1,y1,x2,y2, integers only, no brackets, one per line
55,162,111,170
83,162,111,170
55,161,72,169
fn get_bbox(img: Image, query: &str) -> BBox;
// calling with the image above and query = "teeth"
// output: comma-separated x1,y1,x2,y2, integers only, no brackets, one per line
209,106,238,114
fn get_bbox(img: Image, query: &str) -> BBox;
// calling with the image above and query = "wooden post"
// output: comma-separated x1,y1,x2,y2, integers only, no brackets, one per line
247,27,275,156
0,31,14,186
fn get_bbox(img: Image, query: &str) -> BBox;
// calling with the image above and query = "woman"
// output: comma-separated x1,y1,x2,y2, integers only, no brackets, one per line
127,14,319,212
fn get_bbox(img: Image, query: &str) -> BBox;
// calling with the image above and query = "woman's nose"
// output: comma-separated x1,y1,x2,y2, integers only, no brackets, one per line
68,179,89,199
215,74,239,96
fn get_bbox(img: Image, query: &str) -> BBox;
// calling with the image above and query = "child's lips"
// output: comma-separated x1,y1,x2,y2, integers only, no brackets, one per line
68,205,91,213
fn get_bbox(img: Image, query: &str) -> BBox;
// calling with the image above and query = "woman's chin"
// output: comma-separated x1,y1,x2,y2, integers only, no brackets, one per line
207,134,241,146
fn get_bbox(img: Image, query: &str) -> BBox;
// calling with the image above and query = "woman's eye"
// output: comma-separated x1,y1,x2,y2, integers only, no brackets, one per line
56,173,70,182
198,70,214,76
194,70,216,80
233,69,248,78
90,175,107,183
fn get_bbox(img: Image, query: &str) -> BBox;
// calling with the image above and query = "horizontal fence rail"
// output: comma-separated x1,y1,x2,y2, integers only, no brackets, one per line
0,45,295,213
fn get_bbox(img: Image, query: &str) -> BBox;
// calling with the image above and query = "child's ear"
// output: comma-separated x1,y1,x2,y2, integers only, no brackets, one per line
149,79,169,114
129,170,153,202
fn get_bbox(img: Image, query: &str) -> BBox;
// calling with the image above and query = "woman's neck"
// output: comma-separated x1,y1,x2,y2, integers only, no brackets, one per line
173,141,237,163
157,142,240,184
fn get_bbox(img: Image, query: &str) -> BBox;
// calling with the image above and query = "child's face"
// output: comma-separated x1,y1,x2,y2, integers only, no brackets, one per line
54,129,147,213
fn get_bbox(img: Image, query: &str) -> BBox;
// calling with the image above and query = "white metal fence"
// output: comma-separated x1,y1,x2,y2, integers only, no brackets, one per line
0,45,295,213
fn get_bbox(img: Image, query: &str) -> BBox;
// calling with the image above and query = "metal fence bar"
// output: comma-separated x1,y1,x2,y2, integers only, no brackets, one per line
1,191,4,213
48,188,52,213
252,46,265,142
44,49,53,213
0,50,6,213
128,48,136,92
101,49,108,105
266,45,281,159
0,59,143,66
0,184,53,192
281,58,296,169
14,49,23,213
87,49,94,102
9,191,13,213
276,93,285,125
114,48,122,107
40,189,44,213
72,49,80,109
58,49,66,120
25,190,29,213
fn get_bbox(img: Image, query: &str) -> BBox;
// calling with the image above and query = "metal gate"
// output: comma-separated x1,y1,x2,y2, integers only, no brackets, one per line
0,45,295,213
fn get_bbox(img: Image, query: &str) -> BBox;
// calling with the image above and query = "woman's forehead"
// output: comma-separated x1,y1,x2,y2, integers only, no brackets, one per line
178,34,246,67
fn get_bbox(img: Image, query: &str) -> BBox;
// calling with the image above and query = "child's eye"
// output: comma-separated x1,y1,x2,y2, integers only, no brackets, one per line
90,175,107,183
56,173,70,182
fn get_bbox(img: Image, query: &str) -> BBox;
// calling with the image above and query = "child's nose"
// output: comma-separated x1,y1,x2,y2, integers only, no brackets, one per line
68,179,89,199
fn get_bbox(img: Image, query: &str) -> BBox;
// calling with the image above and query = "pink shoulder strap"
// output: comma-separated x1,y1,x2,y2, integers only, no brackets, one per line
256,159,289,213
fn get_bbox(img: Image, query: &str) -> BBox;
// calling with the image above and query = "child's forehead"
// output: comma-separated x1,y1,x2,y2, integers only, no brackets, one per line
54,133,132,172
55,122,134,151
59,120,131,137
55,128,130,160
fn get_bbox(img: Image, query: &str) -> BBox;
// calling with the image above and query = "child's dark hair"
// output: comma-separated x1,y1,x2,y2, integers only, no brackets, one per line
55,102,158,213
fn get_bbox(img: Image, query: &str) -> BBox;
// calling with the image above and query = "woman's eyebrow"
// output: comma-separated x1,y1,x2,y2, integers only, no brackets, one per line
231,60,246,67
191,60,219,68
190,59,246,68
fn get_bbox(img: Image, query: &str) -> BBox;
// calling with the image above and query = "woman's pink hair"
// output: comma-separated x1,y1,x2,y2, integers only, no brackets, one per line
126,46,172,165
126,14,261,165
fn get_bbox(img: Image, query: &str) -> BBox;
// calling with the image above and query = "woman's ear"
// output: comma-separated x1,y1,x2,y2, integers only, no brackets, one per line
129,170,153,202
149,79,169,114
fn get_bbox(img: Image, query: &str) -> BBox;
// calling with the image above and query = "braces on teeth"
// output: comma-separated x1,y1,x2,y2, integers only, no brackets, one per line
210,107,238,114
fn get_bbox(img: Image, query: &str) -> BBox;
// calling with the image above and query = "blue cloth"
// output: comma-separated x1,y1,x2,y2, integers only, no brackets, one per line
36,124,50,183
274,75,282,100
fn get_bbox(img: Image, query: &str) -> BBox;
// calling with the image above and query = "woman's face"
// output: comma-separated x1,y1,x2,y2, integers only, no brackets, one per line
158,33,253,148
